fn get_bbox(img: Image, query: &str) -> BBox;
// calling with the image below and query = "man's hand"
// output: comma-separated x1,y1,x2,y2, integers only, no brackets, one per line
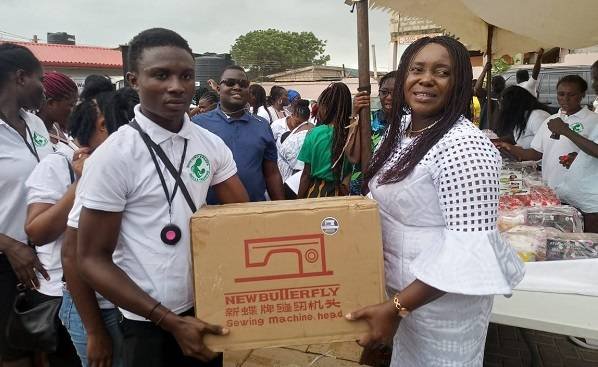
345,301,400,349
162,313,228,362
4,240,49,288
353,91,370,116
87,330,113,367
72,147,91,178
548,118,569,136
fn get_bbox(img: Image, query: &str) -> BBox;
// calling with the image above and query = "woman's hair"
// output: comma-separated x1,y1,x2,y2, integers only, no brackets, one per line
317,82,352,184
365,36,473,186
43,72,77,101
199,90,219,105
80,74,114,100
68,88,138,145
497,85,552,139
557,74,588,93
293,99,310,121
0,43,41,87
249,84,270,117
267,85,286,106
379,70,398,87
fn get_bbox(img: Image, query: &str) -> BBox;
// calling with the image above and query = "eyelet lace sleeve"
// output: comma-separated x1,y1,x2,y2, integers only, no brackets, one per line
410,120,525,295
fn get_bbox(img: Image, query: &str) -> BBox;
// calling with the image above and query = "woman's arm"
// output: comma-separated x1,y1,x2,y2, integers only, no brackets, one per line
297,164,312,199
25,184,76,245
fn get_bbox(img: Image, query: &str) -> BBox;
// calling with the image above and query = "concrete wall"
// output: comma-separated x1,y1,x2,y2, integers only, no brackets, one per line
259,77,381,101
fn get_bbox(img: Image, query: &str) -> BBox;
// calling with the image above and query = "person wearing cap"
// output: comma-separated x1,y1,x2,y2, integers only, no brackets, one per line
284,89,301,115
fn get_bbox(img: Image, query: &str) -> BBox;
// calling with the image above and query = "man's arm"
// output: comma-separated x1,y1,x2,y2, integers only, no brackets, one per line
531,48,544,80
262,160,285,200
474,61,492,98
213,175,249,204
77,208,225,362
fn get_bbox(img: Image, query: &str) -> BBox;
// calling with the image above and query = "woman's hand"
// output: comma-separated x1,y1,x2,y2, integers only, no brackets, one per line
72,147,91,178
547,118,569,136
353,91,370,116
4,240,49,288
346,301,400,349
87,329,113,367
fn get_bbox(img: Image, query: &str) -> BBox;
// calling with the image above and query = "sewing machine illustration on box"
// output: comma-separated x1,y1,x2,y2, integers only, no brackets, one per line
234,234,334,283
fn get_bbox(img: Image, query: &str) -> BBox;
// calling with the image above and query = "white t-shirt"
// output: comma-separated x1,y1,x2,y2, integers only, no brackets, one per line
556,117,598,213
270,117,290,142
25,152,73,296
514,109,551,149
255,106,273,124
530,107,598,189
76,105,237,321
0,110,52,251
67,186,116,309
518,76,539,97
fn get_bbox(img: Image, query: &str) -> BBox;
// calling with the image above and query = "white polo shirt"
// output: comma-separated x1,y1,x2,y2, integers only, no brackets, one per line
514,109,551,149
556,123,598,213
25,152,73,296
530,107,598,188
76,105,237,321
0,110,52,251
270,117,290,142
518,77,539,97
67,186,116,309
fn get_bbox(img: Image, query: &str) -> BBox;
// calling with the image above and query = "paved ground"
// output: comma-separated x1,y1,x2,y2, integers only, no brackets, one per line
223,324,598,367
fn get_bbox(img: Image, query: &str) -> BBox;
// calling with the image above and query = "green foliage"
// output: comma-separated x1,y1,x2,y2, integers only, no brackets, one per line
230,29,331,80
492,57,511,74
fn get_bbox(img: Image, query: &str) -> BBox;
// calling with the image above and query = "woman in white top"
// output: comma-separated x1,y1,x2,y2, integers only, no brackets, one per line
37,71,79,156
249,84,273,123
26,89,138,367
276,100,313,184
267,85,289,122
346,36,524,367
496,85,552,149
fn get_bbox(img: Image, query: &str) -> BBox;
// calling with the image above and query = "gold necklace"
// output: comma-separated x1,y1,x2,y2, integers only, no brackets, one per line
407,118,440,135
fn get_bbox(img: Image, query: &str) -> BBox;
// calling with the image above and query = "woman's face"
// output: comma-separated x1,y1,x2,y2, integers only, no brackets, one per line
45,92,77,128
557,82,584,114
403,43,453,119
196,98,217,114
19,69,45,110
379,77,395,114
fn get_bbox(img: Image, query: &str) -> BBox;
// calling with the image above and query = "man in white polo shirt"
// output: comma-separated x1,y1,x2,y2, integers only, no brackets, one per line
495,74,598,189
76,28,249,367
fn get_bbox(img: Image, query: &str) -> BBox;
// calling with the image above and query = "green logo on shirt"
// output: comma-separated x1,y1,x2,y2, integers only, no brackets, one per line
569,122,584,133
32,132,48,147
188,154,210,182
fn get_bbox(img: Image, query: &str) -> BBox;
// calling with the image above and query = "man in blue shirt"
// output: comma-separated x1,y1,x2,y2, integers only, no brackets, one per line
192,65,284,203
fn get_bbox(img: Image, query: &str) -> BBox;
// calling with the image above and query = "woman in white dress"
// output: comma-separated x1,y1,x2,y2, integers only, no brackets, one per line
346,36,524,367
276,99,313,183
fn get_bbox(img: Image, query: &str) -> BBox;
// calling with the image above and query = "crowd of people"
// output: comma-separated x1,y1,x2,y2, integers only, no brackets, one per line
0,25,597,367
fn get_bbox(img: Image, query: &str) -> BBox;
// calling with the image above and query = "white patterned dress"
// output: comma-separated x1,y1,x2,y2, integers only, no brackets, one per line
369,117,525,367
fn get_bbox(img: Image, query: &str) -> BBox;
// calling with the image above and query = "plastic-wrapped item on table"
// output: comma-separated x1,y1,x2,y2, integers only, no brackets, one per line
545,233,598,261
526,205,584,233
499,185,560,211
498,208,527,232
502,225,561,262
502,161,538,176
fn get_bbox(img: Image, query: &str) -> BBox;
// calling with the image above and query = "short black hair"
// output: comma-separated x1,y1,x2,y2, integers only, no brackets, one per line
219,65,246,80
492,75,506,94
379,70,397,87
127,28,193,72
198,90,219,104
516,69,529,83
0,43,42,87
557,74,588,93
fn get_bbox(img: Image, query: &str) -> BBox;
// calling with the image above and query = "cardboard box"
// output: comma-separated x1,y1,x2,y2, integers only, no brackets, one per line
191,197,385,351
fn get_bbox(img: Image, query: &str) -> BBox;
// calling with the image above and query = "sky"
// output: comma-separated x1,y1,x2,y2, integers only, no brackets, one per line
0,0,393,71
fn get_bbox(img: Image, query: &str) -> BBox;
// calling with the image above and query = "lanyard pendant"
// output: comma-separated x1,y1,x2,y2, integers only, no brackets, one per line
161,224,182,246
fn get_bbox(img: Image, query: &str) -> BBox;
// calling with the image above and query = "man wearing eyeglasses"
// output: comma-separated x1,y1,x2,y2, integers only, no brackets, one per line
191,65,285,203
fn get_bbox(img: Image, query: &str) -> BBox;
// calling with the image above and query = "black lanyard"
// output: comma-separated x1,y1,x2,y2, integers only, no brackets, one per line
129,120,197,213
2,113,40,162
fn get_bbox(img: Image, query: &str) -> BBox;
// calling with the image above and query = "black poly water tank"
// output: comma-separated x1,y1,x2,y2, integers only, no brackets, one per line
195,53,234,87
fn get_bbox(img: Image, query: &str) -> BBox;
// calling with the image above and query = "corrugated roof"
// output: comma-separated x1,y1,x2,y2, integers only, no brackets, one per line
4,41,123,69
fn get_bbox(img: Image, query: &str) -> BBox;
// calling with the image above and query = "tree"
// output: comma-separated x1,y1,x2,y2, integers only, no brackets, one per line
230,29,331,80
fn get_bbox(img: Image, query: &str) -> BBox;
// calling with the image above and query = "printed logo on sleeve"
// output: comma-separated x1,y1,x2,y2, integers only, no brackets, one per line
32,131,48,147
569,122,584,134
188,154,211,182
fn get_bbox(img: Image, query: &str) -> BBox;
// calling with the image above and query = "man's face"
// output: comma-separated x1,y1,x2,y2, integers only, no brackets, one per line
218,69,249,111
128,46,195,124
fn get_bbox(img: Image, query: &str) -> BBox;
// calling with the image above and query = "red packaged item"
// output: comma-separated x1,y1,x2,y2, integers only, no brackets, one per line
499,185,560,211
